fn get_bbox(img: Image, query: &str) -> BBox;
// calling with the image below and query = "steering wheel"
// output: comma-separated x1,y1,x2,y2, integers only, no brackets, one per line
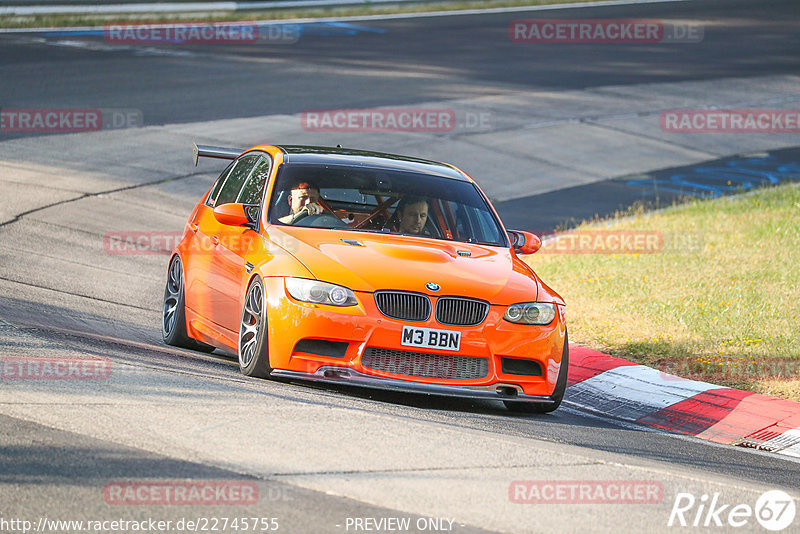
297,213,349,228
290,200,336,224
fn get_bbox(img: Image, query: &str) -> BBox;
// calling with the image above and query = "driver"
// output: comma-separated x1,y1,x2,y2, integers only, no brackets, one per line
395,195,429,235
278,180,324,224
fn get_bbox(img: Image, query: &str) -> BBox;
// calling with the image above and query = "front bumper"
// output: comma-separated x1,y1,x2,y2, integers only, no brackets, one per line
263,277,566,397
270,366,556,403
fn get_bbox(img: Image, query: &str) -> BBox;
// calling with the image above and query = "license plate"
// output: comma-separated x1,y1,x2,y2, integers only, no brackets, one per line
401,326,461,352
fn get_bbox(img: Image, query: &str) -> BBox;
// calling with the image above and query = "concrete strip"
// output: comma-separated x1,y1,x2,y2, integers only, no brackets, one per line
467,121,716,180
159,74,800,201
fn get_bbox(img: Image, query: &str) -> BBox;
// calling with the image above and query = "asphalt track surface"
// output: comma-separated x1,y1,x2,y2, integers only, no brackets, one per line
1,0,800,532
1,0,799,126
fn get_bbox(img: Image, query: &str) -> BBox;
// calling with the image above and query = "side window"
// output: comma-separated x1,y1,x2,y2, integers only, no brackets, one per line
206,161,236,208
237,156,271,205
447,201,470,240
474,208,503,244
214,154,259,206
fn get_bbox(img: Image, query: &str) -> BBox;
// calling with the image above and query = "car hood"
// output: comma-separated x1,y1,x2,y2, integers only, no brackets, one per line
267,227,539,304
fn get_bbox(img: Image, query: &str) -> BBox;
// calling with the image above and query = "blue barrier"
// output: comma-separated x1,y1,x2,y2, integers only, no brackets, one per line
626,154,800,197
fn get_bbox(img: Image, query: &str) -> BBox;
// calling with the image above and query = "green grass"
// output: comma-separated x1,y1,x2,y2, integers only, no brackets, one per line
525,183,800,400
0,0,602,29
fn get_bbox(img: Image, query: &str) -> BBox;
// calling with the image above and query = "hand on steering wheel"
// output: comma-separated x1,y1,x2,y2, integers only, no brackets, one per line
290,201,330,224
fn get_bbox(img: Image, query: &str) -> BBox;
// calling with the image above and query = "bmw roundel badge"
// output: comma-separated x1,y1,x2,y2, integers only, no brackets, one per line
426,282,440,291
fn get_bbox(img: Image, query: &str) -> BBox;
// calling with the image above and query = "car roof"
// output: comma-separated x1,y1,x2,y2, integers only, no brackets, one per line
271,145,472,182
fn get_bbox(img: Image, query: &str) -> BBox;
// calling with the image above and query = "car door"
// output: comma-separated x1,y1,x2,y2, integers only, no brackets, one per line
207,153,271,333
187,153,260,329
183,159,236,320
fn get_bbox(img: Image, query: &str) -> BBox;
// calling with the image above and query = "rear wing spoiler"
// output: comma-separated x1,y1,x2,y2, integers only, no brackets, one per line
192,143,243,166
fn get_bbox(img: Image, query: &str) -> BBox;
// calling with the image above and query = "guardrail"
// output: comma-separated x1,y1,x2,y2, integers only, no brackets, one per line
0,0,429,16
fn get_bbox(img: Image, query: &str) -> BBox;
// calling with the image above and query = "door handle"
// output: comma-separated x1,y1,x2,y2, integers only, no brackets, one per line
211,235,220,246
190,223,198,231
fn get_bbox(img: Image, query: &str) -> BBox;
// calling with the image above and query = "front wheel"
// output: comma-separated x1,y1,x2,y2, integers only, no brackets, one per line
238,276,272,378
162,255,215,353
504,330,569,414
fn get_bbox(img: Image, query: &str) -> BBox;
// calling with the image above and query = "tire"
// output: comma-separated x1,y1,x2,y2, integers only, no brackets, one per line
238,276,272,378
162,255,216,353
504,329,569,414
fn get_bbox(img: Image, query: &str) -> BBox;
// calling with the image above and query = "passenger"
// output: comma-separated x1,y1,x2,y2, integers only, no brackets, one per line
395,195,429,235
278,180,324,224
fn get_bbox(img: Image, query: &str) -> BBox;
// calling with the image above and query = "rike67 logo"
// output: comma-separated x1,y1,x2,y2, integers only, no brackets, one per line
668,490,796,531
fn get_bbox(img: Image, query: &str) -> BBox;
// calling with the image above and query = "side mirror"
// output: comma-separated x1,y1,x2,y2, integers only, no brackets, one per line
508,230,542,255
213,203,256,228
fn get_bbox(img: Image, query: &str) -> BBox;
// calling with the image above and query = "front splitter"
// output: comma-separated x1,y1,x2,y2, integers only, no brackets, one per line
270,366,553,403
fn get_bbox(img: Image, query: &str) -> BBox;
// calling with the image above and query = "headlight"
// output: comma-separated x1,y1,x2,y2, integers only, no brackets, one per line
503,302,556,325
285,278,358,307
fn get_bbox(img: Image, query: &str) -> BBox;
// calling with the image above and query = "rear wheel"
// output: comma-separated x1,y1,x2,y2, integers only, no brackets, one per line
162,255,215,353
238,276,272,378
504,330,569,414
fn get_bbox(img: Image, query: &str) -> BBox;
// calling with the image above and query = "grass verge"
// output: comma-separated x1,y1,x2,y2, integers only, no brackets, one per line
0,0,602,29
525,182,800,401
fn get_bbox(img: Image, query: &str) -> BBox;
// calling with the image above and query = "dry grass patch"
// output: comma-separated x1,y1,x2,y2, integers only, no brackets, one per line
526,183,800,400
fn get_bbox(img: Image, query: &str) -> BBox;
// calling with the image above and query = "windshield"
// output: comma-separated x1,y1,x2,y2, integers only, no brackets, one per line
268,163,509,247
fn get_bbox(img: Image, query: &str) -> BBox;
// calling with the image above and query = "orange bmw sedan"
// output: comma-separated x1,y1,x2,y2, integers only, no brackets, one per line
162,144,567,412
